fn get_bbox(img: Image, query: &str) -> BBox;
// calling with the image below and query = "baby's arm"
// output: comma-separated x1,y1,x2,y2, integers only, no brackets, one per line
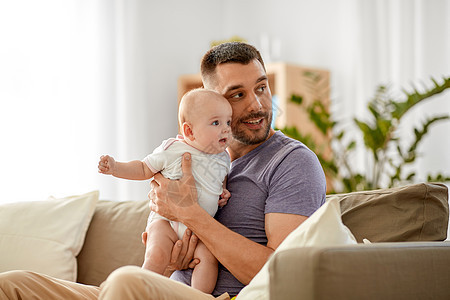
98,155,155,180
218,176,231,208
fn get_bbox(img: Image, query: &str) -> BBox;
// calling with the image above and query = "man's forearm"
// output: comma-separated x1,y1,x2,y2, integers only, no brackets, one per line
183,205,273,285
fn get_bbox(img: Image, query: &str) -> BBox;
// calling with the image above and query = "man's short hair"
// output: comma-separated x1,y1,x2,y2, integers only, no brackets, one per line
201,42,265,88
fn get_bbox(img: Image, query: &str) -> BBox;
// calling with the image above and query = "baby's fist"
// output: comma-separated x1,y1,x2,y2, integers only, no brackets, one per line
98,155,115,175
218,188,231,208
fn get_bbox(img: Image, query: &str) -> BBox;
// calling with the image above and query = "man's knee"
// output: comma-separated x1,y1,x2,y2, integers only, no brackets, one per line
0,270,34,287
105,266,142,286
100,266,155,299
0,270,42,300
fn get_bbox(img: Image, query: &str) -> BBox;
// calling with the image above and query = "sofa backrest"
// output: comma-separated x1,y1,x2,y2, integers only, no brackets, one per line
76,182,449,286
329,182,449,243
76,199,150,286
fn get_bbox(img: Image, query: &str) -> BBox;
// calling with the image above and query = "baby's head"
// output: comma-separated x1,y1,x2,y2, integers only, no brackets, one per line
178,88,232,154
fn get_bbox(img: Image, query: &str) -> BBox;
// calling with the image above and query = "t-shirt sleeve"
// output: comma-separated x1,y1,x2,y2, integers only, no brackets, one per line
265,146,326,217
143,141,169,173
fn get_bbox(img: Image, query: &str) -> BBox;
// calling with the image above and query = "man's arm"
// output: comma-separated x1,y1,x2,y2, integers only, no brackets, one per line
150,153,308,284
185,208,307,284
265,213,308,250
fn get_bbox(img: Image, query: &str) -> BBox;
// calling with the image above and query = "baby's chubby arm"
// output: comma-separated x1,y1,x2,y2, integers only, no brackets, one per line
98,155,155,180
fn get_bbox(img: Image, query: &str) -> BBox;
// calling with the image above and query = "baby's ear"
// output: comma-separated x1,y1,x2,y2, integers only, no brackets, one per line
182,122,195,141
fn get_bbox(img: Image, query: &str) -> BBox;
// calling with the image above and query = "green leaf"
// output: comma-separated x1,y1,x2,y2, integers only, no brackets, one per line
427,173,450,182
406,172,416,180
407,115,449,154
354,119,381,155
308,100,333,135
290,94,303,105
391,77,450,119
346,140,356,151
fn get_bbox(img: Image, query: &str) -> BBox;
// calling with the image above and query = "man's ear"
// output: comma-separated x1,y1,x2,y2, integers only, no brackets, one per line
182,122,195,141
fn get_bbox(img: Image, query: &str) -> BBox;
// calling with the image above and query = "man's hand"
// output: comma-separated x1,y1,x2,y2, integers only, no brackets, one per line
218,188,231,208
163,229,200,276
148,153,198,222
98,155,116,175
141,226,200,277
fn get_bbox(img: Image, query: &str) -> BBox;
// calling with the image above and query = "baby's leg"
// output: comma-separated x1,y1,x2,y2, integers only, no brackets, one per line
142,219,178,275
191,240,218,294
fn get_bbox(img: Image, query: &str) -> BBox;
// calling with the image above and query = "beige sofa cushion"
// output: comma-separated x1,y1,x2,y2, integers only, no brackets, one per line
76,200,150,286
331,182,449,242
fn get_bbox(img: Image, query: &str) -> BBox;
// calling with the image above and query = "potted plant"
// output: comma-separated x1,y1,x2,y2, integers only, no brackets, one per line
281,74,450,193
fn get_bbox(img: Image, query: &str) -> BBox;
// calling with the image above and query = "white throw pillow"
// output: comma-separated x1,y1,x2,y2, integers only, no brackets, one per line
0,191,98,281
236,197,357,300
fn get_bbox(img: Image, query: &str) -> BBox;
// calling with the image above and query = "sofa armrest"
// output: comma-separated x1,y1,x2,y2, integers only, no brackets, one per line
268,242,450,300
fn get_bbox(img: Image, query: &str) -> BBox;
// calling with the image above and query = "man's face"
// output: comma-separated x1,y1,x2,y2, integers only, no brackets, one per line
211,59,273,145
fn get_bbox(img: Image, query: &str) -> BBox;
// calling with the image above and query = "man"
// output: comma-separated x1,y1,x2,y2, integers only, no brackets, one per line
0,42,326,300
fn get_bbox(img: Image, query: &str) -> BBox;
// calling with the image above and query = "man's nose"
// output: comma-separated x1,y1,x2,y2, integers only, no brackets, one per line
246,93,263,112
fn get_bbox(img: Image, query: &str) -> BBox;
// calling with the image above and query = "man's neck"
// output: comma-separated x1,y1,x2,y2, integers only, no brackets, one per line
227,129,275,161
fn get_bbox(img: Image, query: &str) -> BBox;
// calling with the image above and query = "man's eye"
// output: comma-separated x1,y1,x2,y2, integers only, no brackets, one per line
212,121,219,125
257,85,266,92
231,92,243,99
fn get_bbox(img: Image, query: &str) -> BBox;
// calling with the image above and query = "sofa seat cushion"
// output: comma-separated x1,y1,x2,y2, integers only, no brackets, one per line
332,182,449,242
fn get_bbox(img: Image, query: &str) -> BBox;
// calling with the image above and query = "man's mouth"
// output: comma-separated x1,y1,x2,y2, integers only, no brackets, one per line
242,116,265,130
244,119,263,125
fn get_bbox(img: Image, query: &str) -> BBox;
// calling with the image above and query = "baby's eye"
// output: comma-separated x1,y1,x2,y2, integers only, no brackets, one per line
212,120,219,126
227,120,231,126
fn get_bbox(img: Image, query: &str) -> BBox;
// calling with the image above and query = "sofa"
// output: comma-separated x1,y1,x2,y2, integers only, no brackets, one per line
1,182,449,299
268,183,450,300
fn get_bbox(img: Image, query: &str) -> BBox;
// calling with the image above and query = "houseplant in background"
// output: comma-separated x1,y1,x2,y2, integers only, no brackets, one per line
281,74,450,193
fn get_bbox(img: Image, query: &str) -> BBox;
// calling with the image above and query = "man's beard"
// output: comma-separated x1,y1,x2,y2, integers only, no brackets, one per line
232,111,272,145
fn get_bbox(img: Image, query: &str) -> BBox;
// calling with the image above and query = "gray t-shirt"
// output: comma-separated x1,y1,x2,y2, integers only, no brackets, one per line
171,131,326,296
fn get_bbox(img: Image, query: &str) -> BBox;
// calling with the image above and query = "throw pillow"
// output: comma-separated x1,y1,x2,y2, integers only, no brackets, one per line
236,197,357,300
0,190,98,281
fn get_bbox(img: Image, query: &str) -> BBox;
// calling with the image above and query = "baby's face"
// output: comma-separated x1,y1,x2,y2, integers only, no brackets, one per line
188,94,232,154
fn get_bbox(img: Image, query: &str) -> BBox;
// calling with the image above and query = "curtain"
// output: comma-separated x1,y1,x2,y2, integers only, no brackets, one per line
0,0,151,203
0,1,99,202
353,0,450,185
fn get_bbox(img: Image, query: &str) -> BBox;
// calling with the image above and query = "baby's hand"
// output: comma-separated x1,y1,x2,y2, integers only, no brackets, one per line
218,188,231,208
98,155,116,175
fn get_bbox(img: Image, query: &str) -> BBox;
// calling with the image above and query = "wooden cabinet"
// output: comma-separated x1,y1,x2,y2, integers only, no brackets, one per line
178,62,332,189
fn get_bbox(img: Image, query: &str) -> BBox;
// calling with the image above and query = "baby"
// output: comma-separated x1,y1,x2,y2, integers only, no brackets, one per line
98,88,232,293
